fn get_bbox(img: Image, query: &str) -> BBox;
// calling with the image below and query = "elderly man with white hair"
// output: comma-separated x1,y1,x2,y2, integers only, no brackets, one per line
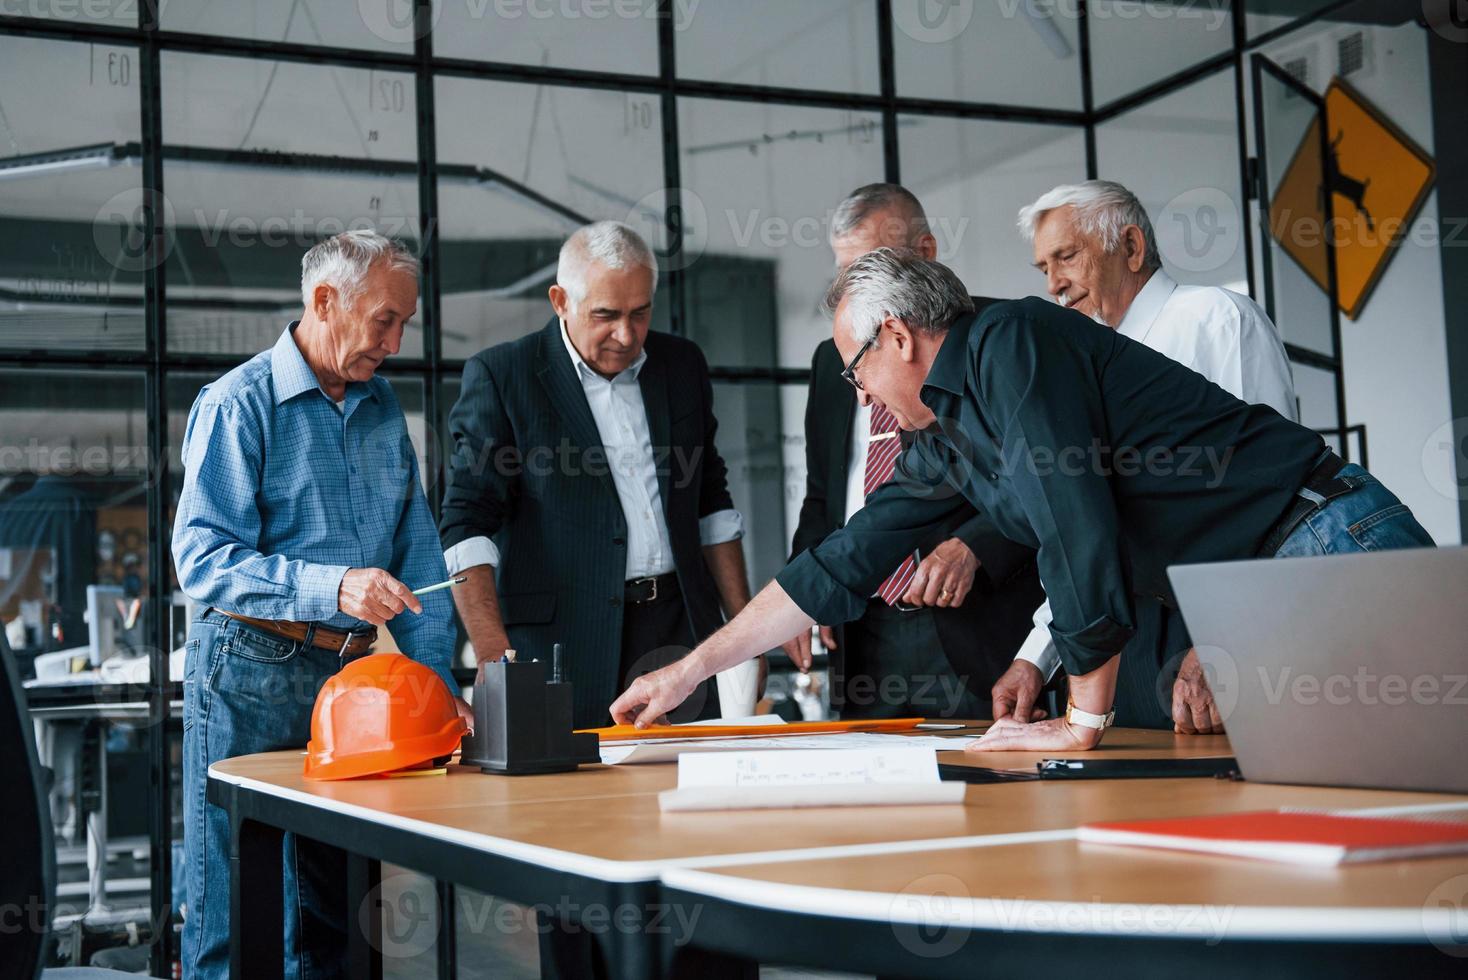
173,230,470,979
990,179,1300,735
439,220,754,733
609,249,1432,750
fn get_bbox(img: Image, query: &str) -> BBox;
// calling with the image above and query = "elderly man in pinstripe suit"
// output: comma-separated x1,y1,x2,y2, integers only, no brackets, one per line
440,221,760,730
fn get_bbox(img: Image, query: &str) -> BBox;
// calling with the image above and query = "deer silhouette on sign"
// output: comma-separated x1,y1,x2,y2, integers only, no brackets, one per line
1324,130,1374,232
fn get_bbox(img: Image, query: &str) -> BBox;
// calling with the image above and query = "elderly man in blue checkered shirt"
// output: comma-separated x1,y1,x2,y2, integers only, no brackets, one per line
172,229,470,980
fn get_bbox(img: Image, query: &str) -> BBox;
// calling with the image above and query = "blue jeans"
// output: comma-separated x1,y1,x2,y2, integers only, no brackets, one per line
182,610,348,980
1274,463,1435,557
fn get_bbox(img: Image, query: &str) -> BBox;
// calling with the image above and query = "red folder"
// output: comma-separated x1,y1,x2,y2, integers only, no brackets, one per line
1078,810,1468,865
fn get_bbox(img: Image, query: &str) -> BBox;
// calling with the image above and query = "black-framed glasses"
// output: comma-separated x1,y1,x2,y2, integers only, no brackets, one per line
840,338,874,390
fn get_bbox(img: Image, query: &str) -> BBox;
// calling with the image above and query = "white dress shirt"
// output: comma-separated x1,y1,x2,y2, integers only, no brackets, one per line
843,400,873,524
1016,270,1299,681
444,321,743,580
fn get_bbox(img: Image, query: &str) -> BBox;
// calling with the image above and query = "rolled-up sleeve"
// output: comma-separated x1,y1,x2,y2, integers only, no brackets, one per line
1014,599,1062,681
776,434,967,626
698,508,744,545
979,319,1135,675
444,536,500,575
172,399,347,622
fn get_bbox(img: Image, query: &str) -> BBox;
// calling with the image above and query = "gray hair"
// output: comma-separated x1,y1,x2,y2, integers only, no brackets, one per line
557,221,659,310
823,247,974,345
1016,179,1161,271
830,183,930,246
300,229,420,310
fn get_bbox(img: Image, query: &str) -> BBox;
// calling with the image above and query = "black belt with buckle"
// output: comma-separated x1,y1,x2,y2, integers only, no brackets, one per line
1257,450,1355,557
624,572,679,605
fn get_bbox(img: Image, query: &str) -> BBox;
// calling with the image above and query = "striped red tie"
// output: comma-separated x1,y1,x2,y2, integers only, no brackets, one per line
864,403,919,606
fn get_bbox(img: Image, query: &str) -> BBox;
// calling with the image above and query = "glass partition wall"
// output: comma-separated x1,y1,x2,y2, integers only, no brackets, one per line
0,2,1366,973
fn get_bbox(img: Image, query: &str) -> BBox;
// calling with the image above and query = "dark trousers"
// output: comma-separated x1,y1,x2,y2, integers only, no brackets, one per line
539,581,714,980
835,599,988,720
1111,598,1185,730
615,580,717,725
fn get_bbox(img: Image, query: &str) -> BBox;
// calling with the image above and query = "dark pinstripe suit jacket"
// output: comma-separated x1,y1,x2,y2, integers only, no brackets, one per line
439,319,735,727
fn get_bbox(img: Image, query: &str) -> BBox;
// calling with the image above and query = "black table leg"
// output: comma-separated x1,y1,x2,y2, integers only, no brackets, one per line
230,814,284,980
346,852,384,980
592,881,664,980
436,880,458,980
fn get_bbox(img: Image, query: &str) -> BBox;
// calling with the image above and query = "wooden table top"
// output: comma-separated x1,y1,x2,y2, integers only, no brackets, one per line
664,805,1468,942
210,727,1468,889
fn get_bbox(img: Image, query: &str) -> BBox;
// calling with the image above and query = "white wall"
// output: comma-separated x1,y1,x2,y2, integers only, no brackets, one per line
1259,22,1461,544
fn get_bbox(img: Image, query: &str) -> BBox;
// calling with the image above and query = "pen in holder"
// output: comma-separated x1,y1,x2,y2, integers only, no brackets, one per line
458,644,600,775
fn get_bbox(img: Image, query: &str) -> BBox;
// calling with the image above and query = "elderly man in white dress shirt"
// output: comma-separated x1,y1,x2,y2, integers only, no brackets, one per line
990,179,1299,734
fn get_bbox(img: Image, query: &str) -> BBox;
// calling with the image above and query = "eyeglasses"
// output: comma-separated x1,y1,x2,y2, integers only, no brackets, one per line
840,338,874,391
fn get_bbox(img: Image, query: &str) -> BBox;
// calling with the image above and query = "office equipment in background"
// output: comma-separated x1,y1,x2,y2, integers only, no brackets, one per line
1169,546,1468,794
1079,810,1468,865
85,585,124,667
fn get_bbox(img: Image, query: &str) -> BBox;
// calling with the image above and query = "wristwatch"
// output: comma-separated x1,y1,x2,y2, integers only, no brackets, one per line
1065,695,1115,733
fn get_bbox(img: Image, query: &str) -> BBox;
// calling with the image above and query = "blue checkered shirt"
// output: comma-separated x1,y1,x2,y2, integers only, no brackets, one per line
172,323,456,693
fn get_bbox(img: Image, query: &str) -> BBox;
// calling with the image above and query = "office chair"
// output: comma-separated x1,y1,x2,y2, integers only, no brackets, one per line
1,638,145,978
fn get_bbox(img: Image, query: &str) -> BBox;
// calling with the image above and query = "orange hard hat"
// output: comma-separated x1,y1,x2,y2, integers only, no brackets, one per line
304,653,467,781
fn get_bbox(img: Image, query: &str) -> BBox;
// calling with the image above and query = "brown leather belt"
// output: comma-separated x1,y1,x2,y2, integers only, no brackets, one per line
218,610,377,659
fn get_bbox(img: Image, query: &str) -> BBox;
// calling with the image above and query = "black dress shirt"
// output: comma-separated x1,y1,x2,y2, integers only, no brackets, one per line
777,297,1325,677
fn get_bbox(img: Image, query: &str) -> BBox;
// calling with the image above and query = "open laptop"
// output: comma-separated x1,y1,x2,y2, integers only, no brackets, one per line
1168,545,1468,794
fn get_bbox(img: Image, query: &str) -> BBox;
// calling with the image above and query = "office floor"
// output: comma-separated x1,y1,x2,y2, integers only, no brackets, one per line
380,867,866,980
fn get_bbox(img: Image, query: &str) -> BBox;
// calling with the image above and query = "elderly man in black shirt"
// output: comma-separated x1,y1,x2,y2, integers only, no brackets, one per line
610,249,1433,750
